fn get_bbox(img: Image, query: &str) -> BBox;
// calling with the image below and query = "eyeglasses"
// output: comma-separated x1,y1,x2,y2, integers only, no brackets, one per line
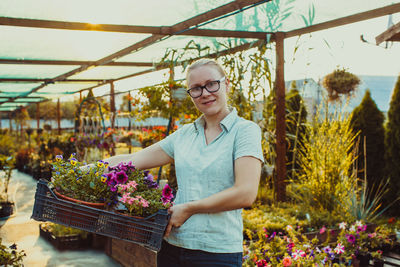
187,77,225,98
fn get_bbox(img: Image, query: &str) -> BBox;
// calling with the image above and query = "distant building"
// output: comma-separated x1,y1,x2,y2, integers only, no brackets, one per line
286,75,398,118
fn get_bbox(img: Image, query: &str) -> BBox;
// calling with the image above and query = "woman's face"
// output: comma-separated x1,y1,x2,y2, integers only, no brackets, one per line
187,65,229,117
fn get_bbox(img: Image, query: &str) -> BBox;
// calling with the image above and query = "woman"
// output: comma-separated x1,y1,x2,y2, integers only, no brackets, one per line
105,58,263,267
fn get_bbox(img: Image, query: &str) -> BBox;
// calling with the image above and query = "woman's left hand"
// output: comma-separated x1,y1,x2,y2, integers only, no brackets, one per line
164,203,192,237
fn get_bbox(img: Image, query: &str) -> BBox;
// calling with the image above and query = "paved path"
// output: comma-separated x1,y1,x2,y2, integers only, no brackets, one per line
0,170,121,267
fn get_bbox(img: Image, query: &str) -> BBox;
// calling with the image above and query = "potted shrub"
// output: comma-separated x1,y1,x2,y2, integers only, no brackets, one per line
0,238,26,266
0,156,15,219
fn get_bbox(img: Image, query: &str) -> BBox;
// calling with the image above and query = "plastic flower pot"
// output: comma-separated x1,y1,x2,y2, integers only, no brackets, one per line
0,201,14,219
53,189,106,227
357,252,370,266
373,258,384,267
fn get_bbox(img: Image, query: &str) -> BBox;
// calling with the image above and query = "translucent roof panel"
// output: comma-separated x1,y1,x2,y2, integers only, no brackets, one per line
0,64,77,79
0,26,150,61
14,98,45,102
37,83,99,94
117,35,258,63
0,0,232,26
0,102,28,107
0,83,40,92
204,0,399,32
69,66,150,80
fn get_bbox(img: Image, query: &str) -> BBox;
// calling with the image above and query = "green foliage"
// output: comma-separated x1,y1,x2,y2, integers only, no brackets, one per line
345,177,398,222
0,238,26,267
350,90,385,190
322,68,360,102
286,88,308,181
385,74,400,208
41,223,88,238
0,134,16,156
0,156,15,202
292,106,358,213
50,155,114,204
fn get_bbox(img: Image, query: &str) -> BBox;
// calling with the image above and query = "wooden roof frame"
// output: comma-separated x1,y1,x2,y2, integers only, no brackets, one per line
375,21,400,45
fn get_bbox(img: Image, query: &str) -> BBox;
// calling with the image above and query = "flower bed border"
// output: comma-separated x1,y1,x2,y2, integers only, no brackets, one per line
31,180,169,251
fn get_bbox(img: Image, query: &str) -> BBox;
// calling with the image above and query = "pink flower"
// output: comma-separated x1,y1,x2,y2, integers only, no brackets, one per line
162,184,173,200
334,243,345,254
140,199,149,208
368,233,377,238
339,222,347,230
320,226,326,234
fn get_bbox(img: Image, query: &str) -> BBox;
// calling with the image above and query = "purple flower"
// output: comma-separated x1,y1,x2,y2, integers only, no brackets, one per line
115,171,128,184
346,234,356,244
162,184,173,201
270,232,276,239
323,246,332,254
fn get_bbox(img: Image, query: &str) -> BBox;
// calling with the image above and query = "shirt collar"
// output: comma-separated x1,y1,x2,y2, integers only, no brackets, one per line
193,108,238,132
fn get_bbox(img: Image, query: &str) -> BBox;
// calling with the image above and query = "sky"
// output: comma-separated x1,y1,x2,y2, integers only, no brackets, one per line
284,14,400,81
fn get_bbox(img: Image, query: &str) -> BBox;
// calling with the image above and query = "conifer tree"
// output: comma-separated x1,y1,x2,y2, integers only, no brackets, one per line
385,75,400,205
350,90,385,190
286,84,308,181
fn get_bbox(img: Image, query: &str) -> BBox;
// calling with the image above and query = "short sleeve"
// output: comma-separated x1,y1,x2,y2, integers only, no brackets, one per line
158,130,178,159
234,121,264,162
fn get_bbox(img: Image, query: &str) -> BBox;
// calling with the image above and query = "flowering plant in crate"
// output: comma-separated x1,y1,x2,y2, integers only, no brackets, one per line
50,154,118,205
109,161,173,217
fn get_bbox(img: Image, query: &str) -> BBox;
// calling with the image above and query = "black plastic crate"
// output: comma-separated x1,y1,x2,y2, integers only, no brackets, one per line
31,180,169,251
39,223,92,250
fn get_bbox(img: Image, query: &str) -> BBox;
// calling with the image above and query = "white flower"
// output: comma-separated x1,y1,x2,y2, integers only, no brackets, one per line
339,222,347,230
350,225,356,232
355,220,363,227
286,225,293,231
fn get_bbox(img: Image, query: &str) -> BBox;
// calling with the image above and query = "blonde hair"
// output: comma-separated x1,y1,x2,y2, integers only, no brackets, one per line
186,58,226,82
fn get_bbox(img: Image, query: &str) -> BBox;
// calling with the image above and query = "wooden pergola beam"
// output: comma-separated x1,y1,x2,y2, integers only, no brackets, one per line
286,2,400,38
0,78,106,83
376,21,400,45
0,59,154,67
21,0,268,99
0,17,270,39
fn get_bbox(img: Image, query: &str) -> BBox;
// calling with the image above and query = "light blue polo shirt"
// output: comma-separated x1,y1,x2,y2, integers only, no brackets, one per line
158,108,264,253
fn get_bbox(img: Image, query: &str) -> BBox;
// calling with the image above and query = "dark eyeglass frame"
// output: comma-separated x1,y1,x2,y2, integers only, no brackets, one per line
186,77,226,98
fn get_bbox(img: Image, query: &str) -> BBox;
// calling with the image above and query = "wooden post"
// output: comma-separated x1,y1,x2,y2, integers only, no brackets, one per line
110,82,116,156
57,98,61,135
9,112,12,133
110,82,116,129
274,32,286,202
36,102,40,129
80,91,82,103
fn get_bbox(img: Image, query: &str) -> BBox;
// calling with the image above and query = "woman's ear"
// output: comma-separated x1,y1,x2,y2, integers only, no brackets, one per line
225,77,230,92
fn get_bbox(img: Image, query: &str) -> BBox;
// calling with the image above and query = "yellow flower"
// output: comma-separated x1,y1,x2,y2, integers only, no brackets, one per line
68,169,74,174
101,175,107,183
97,161,104,168
70,158,78,166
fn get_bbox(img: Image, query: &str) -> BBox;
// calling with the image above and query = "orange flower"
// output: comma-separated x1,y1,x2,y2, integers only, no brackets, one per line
282,257,292,266
184,114,190,119
388,217,396,224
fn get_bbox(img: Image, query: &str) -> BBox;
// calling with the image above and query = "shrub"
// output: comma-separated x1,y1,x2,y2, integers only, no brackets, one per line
292,105,358,213
385,74,400,209
350,90,385,190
